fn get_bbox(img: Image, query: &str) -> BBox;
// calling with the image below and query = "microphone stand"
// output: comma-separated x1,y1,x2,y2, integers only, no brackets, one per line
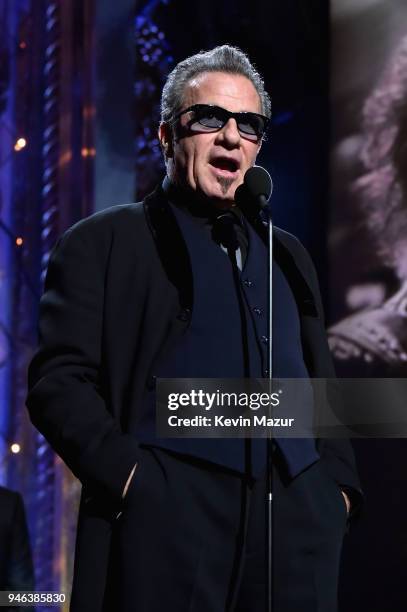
259,194,274,612
235,175,273,612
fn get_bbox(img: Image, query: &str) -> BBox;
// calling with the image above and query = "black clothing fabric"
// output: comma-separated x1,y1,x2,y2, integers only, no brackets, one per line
163,177,248,267
26,182,362,610
133,194,319,478
0,487,35,612
105,445,347,612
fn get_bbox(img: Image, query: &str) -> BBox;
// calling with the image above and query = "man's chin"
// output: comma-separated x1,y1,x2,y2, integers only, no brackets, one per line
216,175,236,196
201,178,239,205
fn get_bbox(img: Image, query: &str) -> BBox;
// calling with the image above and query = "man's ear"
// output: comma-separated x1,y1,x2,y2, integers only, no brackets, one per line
158,122,174,159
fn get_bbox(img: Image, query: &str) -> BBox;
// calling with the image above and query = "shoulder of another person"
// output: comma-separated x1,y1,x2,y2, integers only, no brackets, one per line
0,485,19,502
0,487,21,521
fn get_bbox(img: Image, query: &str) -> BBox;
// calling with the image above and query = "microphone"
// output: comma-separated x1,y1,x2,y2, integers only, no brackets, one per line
244,165,273,209
234,165,273,219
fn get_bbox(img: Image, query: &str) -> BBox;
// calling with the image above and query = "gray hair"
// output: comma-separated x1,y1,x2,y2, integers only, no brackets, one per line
160,45,271,123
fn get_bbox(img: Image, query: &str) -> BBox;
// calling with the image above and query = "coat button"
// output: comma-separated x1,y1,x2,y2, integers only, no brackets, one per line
253,307,262,316
261,335,268,344
177,308,191,322
243,279,253,287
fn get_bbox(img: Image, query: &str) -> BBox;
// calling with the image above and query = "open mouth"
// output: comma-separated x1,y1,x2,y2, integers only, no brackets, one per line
209,157,240,174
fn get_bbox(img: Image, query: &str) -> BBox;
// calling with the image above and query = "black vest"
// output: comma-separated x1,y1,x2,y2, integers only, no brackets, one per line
135,200,319,478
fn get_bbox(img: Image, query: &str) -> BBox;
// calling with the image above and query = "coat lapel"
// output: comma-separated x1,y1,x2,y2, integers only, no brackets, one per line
144,184,319,319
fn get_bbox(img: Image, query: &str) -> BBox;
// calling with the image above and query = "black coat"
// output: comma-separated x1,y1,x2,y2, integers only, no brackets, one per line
26,184,362,610
0,486,34,593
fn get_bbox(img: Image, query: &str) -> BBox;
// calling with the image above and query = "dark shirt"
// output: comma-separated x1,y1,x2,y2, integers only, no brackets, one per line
163,177,248,268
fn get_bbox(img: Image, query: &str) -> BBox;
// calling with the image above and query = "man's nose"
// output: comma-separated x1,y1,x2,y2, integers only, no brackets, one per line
215,118,241,147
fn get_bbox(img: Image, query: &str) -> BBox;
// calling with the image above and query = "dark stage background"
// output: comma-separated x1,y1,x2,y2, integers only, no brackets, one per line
0,1,405,610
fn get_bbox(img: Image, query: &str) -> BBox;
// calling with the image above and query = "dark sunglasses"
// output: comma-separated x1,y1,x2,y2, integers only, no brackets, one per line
171,104,270,142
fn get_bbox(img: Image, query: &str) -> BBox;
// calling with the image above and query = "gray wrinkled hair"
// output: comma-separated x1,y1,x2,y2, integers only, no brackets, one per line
160,45,271,123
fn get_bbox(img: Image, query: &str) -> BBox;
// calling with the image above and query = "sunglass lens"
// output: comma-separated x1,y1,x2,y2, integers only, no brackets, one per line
238,115,265,139
196,107,225,130
187,106,266,140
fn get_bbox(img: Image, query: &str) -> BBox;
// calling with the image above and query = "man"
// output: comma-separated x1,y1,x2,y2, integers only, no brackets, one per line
26,45,361,611
0,486,35,611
